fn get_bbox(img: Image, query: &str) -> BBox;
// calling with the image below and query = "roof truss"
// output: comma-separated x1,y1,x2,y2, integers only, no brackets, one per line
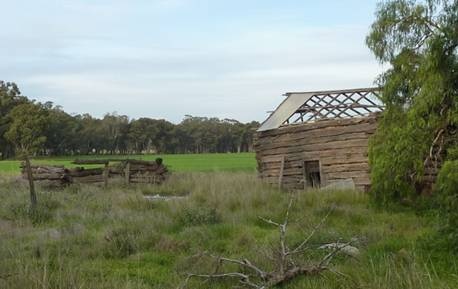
283,88,383,125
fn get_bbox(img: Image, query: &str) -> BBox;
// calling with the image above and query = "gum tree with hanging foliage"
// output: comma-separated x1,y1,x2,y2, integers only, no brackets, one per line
366,0,458,205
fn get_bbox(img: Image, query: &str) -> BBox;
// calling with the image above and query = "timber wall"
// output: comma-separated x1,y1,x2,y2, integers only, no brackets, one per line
254,115,379,191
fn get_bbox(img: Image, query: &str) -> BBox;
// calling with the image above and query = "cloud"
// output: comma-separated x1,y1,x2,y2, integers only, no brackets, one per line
0,1,383,123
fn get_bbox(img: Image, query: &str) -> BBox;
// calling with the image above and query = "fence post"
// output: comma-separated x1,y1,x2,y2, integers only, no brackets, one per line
103,162,109,188
24,156,37,208
125,161,130,185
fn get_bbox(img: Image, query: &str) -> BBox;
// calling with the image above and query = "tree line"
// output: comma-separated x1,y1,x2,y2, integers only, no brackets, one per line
0,81,260,159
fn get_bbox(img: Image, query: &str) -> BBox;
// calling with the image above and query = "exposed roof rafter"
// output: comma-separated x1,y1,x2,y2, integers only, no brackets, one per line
257,87,384,132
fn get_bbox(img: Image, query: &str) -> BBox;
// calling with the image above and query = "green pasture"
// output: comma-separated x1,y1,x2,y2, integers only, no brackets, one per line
0,153,257,174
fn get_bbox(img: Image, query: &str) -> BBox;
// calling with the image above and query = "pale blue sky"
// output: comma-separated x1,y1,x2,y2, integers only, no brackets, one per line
0,0,384,123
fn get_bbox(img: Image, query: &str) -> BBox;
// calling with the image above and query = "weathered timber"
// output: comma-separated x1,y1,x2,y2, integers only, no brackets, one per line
259,150,366,167
73,159,109,165
321,163,370,173
31,173,64,180
260,157,369,170
261,164,369,178
103,163,109,187
278,156,285,188
254,123,377,147
73,158,162,166
24,157,37,208
124,159,160,166
125,162,131,184
326,171,370,180
258,115,378,137
255,115,377,190
68,168,104,177
129,164,160,171
258,140,370,157
256,132,374,152
72,175,105,183
20,158,169,186
21,165,65,176
108,164,127,175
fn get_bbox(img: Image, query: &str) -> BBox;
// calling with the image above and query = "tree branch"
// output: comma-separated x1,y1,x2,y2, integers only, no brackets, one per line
181,199,355,289
289,207,333,255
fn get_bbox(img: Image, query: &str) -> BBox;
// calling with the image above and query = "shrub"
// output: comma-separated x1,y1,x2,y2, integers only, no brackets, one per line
6,193,60,225
435,160,458,251
177,206,221,227
28,205,54,225
104,226,140,258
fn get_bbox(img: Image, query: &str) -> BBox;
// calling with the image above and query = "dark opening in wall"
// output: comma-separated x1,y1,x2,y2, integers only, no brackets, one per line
304,160,321,188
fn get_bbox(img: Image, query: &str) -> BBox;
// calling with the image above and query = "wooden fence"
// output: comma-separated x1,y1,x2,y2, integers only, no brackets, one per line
20,158,168,187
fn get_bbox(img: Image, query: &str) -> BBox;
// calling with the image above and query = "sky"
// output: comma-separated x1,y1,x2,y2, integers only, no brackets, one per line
0,0,385,123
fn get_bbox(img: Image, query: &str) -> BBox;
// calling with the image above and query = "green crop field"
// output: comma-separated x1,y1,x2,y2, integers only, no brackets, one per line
0,153,257,174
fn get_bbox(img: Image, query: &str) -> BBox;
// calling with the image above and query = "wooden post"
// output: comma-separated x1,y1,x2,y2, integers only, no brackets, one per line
24,156,37,208
103,162,109,188
125,161,130,185
302,160,307,190
318,160,324,188
278,156,285,189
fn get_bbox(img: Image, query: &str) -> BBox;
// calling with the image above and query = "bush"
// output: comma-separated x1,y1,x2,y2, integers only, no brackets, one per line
28,204,54,225
6,193,60,225
435,160,458,251
177,206,221,227
104,226,140,258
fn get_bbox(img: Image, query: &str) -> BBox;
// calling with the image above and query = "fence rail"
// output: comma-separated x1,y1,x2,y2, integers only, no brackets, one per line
20,158,169,186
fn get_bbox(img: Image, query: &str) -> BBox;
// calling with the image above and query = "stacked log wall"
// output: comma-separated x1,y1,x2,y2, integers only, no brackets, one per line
21,159,169,186
254,115,379,191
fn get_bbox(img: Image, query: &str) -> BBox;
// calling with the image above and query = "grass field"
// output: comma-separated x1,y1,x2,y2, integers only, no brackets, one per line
0,172,457,289
0,153,257,174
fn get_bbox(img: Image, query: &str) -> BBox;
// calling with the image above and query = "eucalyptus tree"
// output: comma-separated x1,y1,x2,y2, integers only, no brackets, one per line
0,81,260,157
0,81,28,159
367,0,458,203
5,102,49,208
45,104,81,155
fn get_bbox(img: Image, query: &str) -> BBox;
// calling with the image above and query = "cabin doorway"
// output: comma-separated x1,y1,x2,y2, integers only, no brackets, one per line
303,160,321,188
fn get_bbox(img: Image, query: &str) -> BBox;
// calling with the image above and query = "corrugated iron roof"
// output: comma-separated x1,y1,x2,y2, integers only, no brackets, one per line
257,92,314,132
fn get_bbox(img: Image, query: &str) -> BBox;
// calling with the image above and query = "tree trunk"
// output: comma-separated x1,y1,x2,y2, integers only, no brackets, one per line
24,156,38,208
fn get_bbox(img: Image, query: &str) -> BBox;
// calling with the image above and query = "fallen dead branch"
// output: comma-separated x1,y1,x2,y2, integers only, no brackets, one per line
180,199,356,289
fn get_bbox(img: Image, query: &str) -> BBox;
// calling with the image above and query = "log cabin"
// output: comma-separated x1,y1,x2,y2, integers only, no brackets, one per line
254,88,384,192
